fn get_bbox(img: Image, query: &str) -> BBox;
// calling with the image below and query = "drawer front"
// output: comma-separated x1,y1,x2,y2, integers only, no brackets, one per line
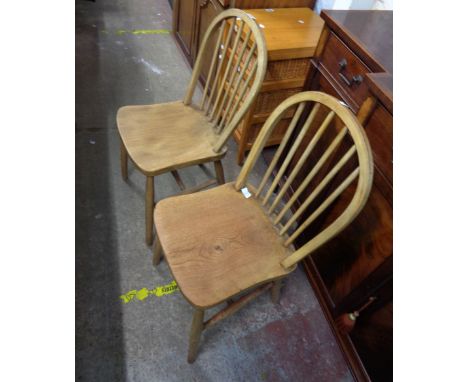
321,32,370,108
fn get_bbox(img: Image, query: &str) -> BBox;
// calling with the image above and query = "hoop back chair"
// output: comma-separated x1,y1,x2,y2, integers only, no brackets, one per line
153,91,374,363
117,9,267,245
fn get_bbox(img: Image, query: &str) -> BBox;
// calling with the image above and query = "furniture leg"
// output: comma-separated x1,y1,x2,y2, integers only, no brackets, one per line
152,235,163,266
271,279,282,304
145,176,154,246
187,308,205,363
120,140,128,181
236,106,255,165
214,160,225,185
236,138,247,165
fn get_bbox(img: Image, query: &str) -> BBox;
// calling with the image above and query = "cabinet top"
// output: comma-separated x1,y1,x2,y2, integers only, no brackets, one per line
321,10,393,74
321,10,393,111
243,8,324,61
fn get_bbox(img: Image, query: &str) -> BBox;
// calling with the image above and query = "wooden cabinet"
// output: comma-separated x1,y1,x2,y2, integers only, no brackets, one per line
233,8,324,164
196,0,225,82
291,10,393,382
173,0,197,61
172,1,319,162
172,0,316,70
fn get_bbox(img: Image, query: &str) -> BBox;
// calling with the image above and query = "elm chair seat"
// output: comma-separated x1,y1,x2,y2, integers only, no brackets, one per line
116,9,267,245
117,101,225,175
154,182,294,308
152,91,374,363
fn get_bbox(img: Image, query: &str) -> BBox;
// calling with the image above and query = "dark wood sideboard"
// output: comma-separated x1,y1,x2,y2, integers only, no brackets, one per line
296,10,393,381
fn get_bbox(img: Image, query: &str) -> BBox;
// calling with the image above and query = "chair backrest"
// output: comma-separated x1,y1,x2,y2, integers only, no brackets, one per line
183,9,267,153
235,91,374,269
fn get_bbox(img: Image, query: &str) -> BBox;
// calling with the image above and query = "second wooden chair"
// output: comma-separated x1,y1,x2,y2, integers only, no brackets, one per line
117,9,267,245
152,91,374,363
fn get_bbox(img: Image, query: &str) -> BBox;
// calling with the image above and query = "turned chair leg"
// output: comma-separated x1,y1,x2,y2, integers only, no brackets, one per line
271,279,282,304
187,308,205,363
120,140,128,181
145,176,155,246
214,160,225,185
152,236,163,267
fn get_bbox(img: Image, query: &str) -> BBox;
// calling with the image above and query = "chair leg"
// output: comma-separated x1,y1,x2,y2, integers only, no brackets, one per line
120,140,128,181
271,279,282,304
214,160,225,185
236,146,246,166
152,235,163,267
145,176,154,246
187,308,205,363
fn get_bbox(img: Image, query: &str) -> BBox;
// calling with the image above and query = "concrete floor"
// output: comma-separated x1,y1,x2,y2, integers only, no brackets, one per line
75,1,353,381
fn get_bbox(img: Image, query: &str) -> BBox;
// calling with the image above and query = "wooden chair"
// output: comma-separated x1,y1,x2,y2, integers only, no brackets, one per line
152,91,374,363
117,9,267,245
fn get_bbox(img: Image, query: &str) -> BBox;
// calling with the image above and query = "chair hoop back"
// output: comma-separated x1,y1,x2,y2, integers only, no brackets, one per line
183,9,268,153
235,91,374,269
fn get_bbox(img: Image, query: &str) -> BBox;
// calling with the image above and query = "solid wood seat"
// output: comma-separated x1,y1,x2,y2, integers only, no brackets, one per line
117,101,226,175
155,182,295,308
116,9,267,246
152,91,374,363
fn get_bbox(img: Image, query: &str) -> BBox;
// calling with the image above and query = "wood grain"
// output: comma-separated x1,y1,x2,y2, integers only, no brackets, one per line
242,8,324,61
320,32,370,110
155,182,295,308
117,101,225,176
233,0,315,9
234,91,373,270
153,90,373,364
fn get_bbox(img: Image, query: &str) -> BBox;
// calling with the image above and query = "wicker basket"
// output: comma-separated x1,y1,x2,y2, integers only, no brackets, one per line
254,87,303,115
265,58,310,81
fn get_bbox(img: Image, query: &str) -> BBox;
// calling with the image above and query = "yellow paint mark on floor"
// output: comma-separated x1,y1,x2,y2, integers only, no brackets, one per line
120,280,179,304
104,29,171,36
132,29,170,35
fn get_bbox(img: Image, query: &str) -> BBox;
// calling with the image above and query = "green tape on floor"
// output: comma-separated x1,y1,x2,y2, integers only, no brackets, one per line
120,280,179,304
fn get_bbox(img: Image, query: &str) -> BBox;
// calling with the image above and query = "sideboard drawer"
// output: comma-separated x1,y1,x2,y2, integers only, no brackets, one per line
321,32,370,108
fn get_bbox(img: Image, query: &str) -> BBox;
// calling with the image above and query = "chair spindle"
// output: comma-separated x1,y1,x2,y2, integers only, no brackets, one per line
214,28,252,130
205,20,236,116
284,167,360,246
255,102,306,198
200,20,227,111
261,103,321,206
274,128,350,224
279,143,356,234
209,20,245,122
268,110,336,215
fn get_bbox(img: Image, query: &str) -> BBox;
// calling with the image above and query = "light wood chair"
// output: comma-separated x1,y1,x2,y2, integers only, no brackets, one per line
153,91,374,363
117,9,267,245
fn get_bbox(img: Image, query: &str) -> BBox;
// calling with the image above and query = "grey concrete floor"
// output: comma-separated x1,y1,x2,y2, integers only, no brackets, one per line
76,1,353,381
